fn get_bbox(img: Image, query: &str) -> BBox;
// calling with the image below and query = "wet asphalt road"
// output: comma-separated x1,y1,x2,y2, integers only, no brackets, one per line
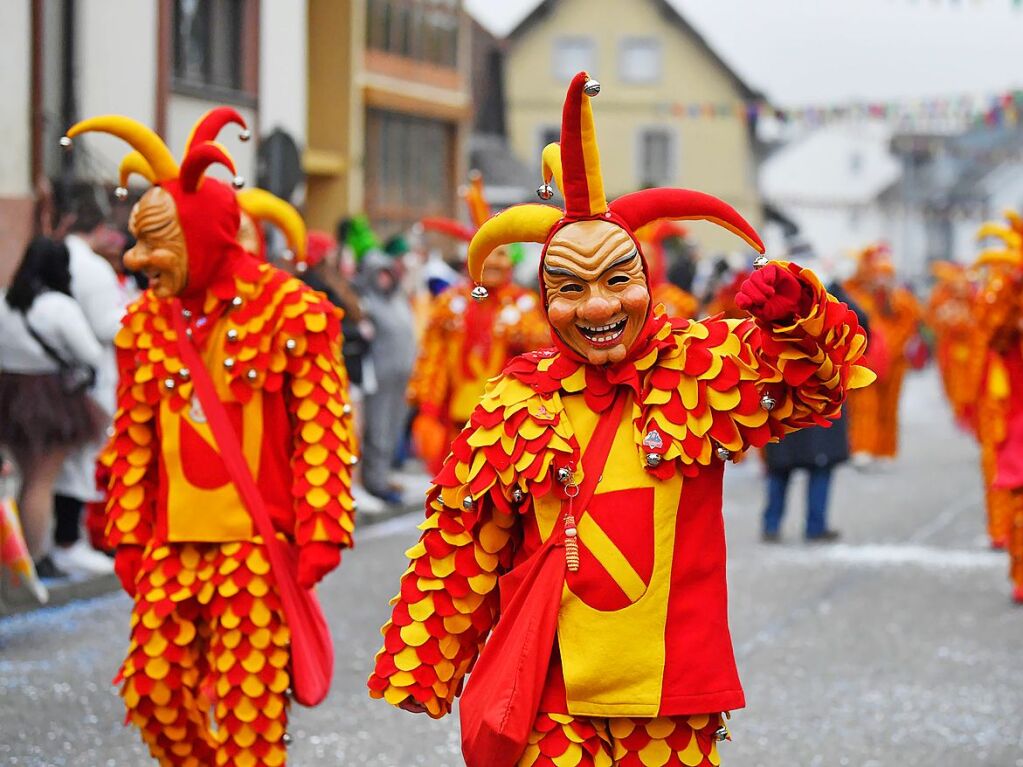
2,369,1021,766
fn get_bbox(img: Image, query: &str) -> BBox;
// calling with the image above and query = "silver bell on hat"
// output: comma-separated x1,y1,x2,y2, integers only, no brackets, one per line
583,78,601,97
232,175,245,189
536,183,554,200
114,186,129,200
471,285,489,302
753,254,770,269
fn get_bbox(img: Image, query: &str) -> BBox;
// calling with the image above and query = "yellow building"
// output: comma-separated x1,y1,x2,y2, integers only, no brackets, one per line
503,0,764,252
307,0,473,236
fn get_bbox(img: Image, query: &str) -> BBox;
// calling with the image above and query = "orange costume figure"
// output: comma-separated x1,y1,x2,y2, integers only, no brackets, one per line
926,261,976,428
636,221,699,320
969,218,1023,596
368,73,873,767
411,172,548,474
66,109,357,765
842,244,922,460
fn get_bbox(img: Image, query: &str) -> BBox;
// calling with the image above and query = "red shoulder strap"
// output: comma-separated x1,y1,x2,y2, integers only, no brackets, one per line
170,304,294,576
570,390,628,513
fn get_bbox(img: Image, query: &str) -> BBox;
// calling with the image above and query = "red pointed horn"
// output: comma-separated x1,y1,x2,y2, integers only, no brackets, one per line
421,217,475,243
185,107,248,153
180,141,238,193
611,188,765,253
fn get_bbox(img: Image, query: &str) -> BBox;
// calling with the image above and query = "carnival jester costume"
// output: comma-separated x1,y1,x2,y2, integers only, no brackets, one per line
66,111,356,766
412,172,548,474
842,244,922,460
368,73,873,767
969,217,1023,599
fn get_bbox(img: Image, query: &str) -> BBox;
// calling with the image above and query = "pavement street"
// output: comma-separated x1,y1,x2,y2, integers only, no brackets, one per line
2,368,1021,767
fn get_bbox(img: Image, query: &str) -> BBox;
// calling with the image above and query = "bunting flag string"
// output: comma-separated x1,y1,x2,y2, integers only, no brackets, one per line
657,88,1023,132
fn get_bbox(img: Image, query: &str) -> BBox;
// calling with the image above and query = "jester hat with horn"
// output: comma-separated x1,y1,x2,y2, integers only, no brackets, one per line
975,217,1023,269
466,72,763,364
65,108,253,303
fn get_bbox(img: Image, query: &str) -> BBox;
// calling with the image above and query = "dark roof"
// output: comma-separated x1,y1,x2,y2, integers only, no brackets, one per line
505,0,762,101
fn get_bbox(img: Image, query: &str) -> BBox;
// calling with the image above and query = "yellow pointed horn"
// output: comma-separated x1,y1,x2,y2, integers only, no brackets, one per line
118,151,156,189
975,248,1023,268
1002,209,1023,237
236,188,307,263
464,171,492,230
975,221,1020,249
467,204,563,284
542,143,564,196
65,115,178,181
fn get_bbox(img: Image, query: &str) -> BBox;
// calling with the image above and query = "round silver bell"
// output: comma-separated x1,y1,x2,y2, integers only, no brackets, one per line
342,403,352,415
179,368,190,380
239,128,252,142
714,726,728,742
760,393,777,412
583,78,601,97
715,445,733,462
163,378,176,391
232,175,245,189
114,186,128,201
536,183,554,200
296,261,308,273
753,254,770,269
349,455,359,466
512,488,524,504
223,357,236,370
226,329,239,342
462,496,475,510
471,285,489,302
246,368,258,381
59,135,73,149
281,248,295,262
282,732,293,745
556,467,572,484
645,453,662,468
231,296,243,308
284,338,297,351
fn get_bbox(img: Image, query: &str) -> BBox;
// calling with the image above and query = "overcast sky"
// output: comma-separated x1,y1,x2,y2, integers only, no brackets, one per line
465,0,1023,105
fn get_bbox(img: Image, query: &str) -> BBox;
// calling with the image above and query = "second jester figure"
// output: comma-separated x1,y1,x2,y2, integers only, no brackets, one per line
369,73,874,767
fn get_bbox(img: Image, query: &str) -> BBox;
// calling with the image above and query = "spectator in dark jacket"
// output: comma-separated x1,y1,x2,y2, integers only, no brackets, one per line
761,280,870,542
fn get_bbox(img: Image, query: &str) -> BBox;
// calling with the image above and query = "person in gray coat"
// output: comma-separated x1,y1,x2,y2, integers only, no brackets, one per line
761,281,871,542
357,248,417,504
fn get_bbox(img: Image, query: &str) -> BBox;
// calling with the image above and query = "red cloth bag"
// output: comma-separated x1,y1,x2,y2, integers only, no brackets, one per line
172,307,334,707
460,393,627,767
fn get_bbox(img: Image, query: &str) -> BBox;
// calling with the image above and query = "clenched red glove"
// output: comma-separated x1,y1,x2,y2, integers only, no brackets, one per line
114,545,145,597
297,541,342,589
735,264,809,322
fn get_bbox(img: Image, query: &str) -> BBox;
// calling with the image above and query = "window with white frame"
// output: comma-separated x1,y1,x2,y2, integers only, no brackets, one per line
619,37,661,84
637,128,675,187
553,37,596,82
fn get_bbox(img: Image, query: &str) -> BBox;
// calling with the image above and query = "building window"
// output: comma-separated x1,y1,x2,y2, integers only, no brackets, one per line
553,37,596,82
365,109,455,230
619,37,661,84
366,0,460,69
637,128,675,187
172,0,253,96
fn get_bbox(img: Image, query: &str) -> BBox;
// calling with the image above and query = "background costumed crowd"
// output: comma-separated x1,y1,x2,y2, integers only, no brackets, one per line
0,68,1020,767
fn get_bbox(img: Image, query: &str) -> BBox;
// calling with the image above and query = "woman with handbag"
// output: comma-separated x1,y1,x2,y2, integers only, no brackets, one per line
0,236,104,578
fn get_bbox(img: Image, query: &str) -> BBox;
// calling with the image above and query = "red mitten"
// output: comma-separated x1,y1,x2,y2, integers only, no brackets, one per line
735,264,808,322
297,541,342,589
114,545,144,597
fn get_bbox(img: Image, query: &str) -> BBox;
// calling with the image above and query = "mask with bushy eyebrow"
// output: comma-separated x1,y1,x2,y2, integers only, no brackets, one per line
124,187,189,298
543,219,650,365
